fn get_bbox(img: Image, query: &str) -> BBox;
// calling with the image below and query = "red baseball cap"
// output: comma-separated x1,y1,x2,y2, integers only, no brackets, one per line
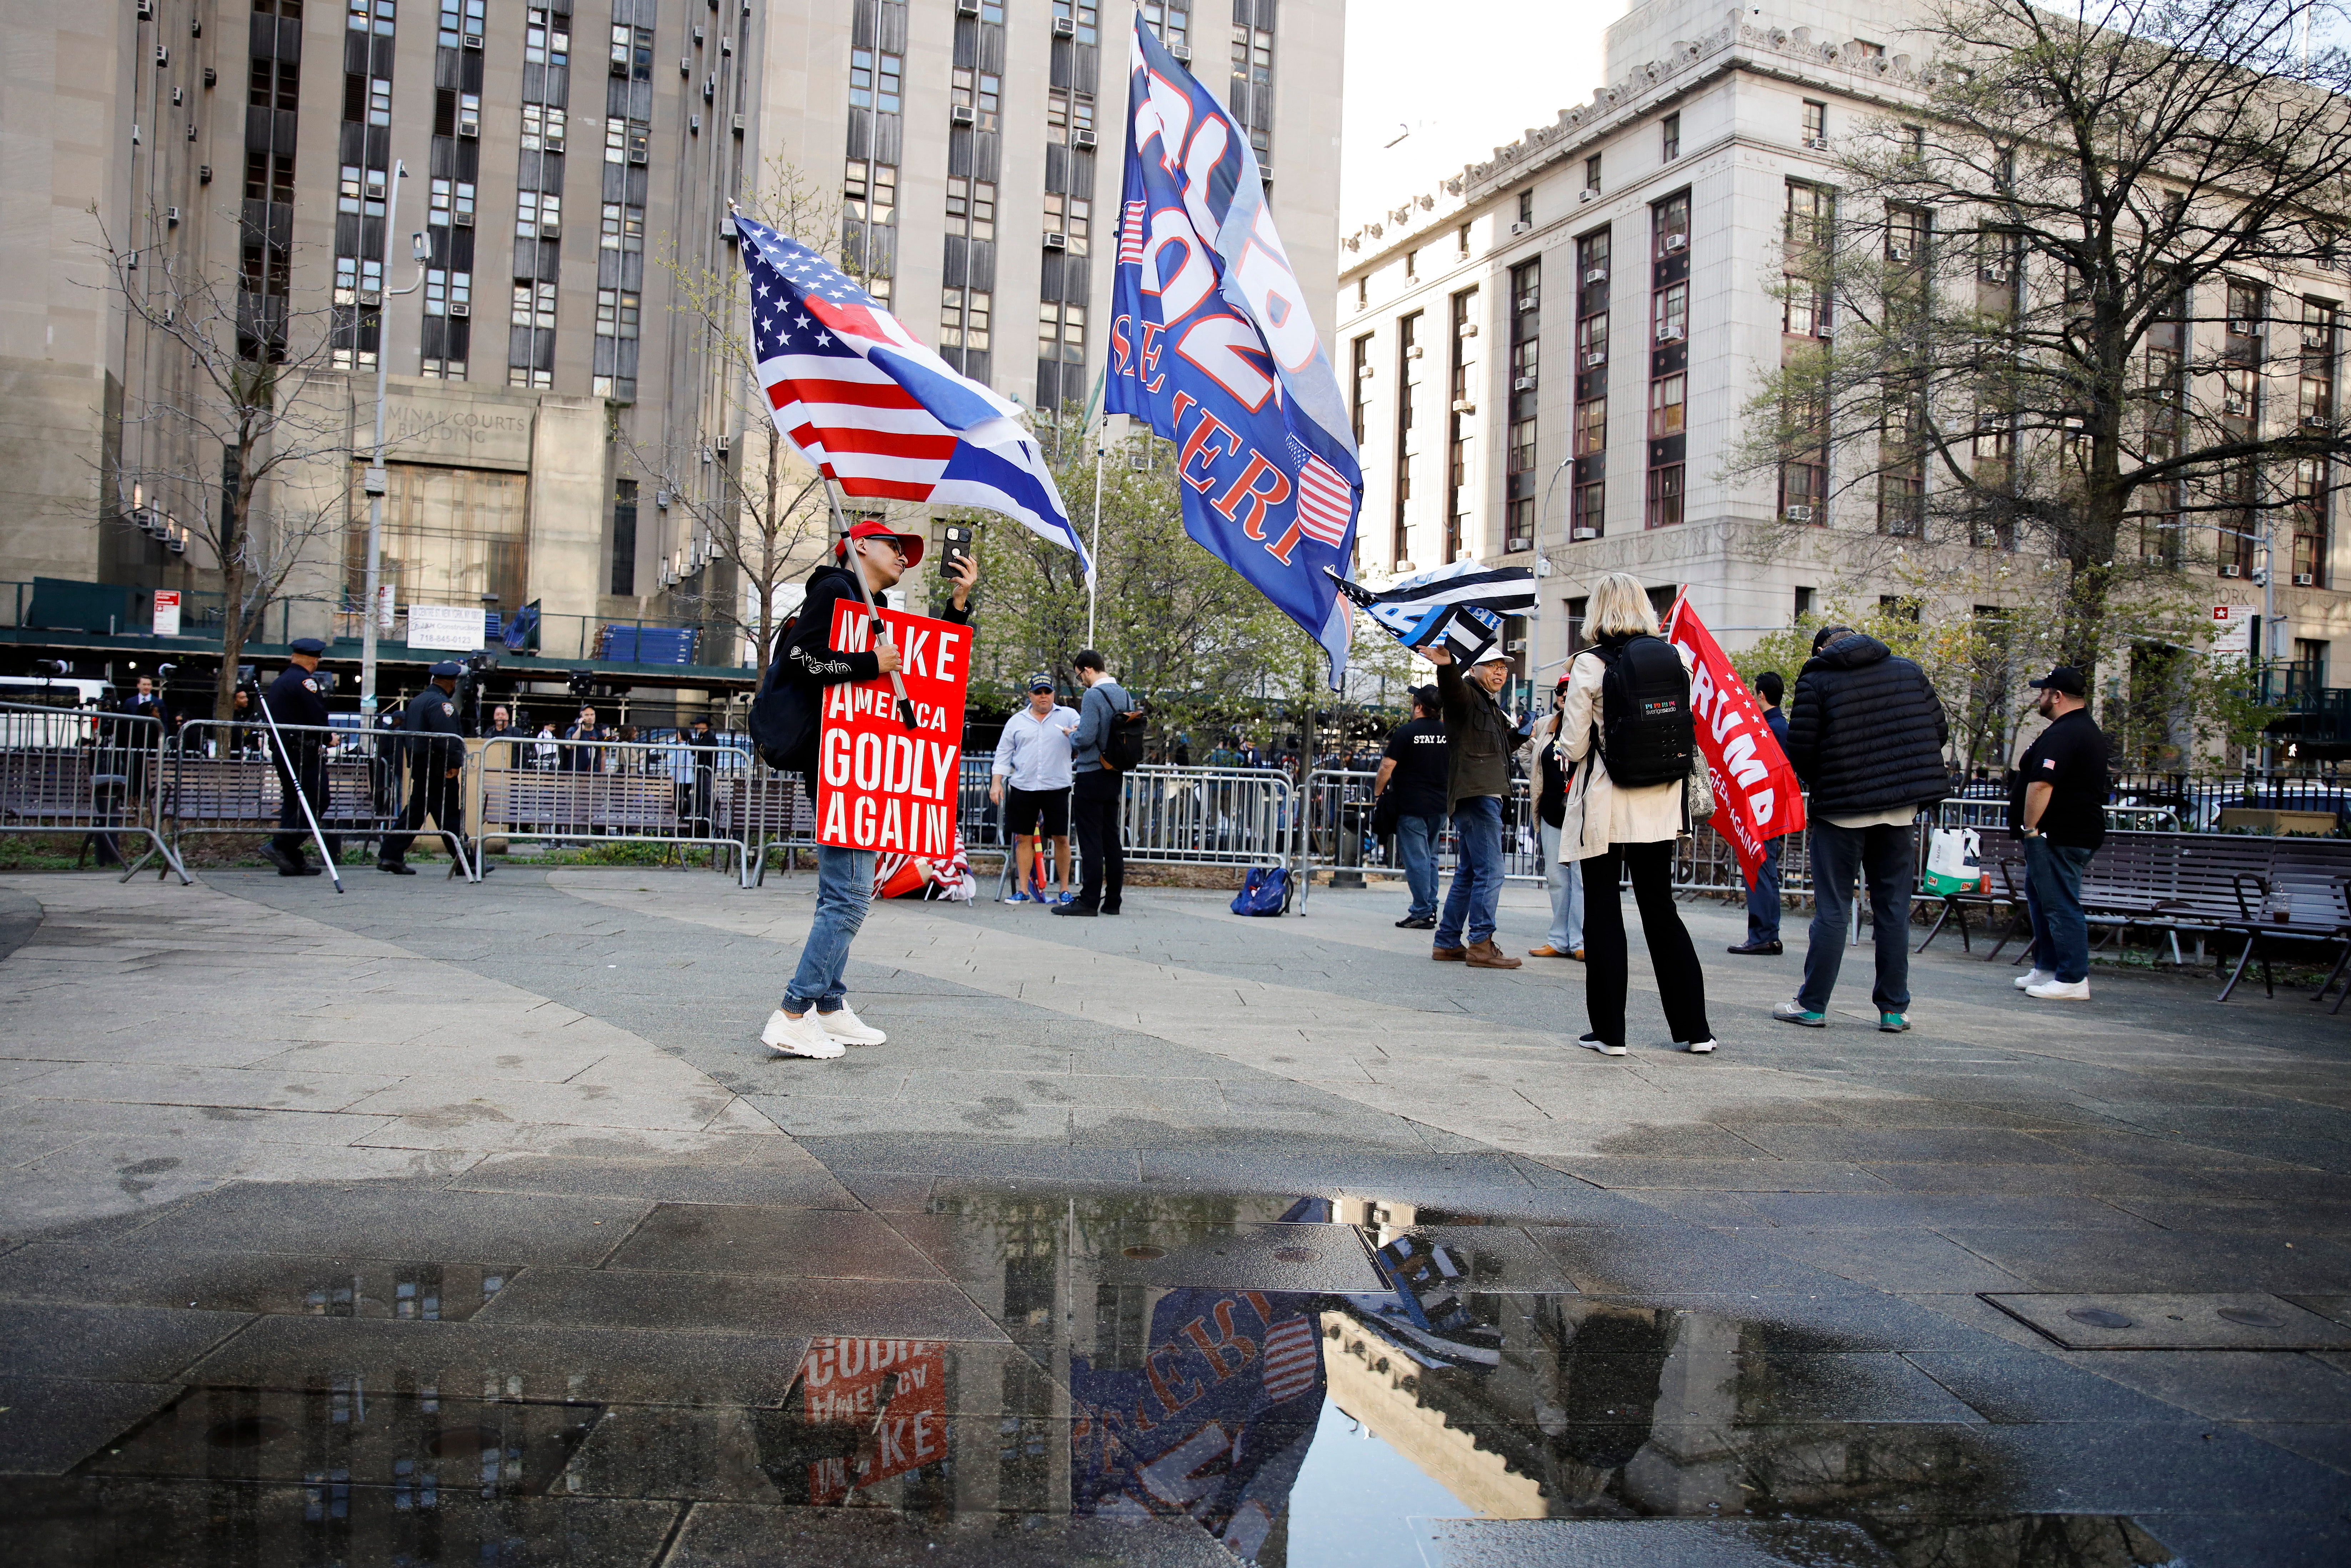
834,518,925,567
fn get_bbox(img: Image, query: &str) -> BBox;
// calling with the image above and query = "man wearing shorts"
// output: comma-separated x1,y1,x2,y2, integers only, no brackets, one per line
990,673,1080,904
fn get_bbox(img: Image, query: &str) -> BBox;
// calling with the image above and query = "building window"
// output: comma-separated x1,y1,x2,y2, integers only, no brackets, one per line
1042,193,1090,255
1571,480,1604,540
610,479,638,597
2226,281,2266,351
1447,289,1480,560
1785,180,1832,254
1142,1,1186,51
1887,204,1926,265
1507,259,1541,555
1655,281,1687,344
422,269,470,317
1802,99,1827,146
852,50,904,115
521,103,566,152
1654,191,1689,257
1394,310,1421,562
600,203,646,251
1661,112,1680,161
594,289,640,340
438,0,486,49
950,67,999,130
1055,0,1100,45
1350,334,1371,445
1575,395,1607,456
1356,276,1368,309
1518,190,1534,227
940,288,992,352
1648,374,1685,437
1506,499,1534,553
512,281,556,329
515,190,561,239
1583,153,1601,193
946,178,996,242
1405,249,1417,281
1457,224,1471,261
1046,89,1097,140
1646,465,1684,528
524,7,568,65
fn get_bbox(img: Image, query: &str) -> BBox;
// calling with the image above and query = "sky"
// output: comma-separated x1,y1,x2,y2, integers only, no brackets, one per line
1338,0,1627,229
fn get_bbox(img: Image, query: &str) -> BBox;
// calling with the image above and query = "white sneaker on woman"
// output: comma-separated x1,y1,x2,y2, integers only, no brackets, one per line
1577,1034,1628,1057
2025,977,2090,1001
2015,968,2053,991
762,1009,845,1059
817,1005,887,1045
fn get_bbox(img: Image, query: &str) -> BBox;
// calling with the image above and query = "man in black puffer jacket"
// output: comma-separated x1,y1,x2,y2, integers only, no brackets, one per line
1774,626,1950,1035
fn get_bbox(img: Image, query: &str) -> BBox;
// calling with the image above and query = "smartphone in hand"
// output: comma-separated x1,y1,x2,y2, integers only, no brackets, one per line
941,524,975,575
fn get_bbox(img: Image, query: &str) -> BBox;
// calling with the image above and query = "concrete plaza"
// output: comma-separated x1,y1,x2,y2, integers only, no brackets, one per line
0,863,2347,1565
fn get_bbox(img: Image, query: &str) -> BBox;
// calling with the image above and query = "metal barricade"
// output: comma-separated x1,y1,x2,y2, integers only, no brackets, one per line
0,701,187,883
1117,765,1297,873
1296,769,1542,910
169,719,410,873
476,736,753,886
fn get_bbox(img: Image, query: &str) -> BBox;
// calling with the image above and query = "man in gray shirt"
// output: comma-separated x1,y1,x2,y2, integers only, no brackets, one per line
1055,648,1131,917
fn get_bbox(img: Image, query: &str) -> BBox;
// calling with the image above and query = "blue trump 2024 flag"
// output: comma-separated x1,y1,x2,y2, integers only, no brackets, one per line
1107,16,1362,686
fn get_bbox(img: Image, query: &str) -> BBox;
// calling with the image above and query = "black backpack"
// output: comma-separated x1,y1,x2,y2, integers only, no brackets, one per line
1592,635,1694,788
1103,694,1150,771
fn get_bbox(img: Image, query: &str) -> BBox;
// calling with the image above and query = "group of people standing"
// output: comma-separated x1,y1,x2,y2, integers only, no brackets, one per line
1370,570,2112,1056
985,654,1134,915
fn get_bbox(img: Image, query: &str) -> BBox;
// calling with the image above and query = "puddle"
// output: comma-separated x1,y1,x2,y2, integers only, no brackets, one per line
8,1186,2195,1565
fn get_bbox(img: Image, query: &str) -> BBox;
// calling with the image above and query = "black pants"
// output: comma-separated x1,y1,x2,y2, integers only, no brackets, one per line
1071,767,1124,911
1581,840,1711,1048
271,744,332,860
381,761,464,863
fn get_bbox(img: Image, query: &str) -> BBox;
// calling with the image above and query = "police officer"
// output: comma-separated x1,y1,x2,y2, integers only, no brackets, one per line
379,662,474,875
260,637,332,877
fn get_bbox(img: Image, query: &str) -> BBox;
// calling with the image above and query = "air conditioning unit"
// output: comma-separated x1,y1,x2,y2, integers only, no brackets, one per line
1356,363,1374,379
1405,344,1424,359
155,46,167,66
1259,166,1273,184
1171,44,1191,62
171,86,182,106
2221,563,2242,577
1785,505,1814,520
956,0,979,13
197,164,211,184
703,76,715,101
1584,267,1607,284
2306,415,2330,428
689,114,701,134
1584,351,1606,367
449,301,470,317
1128,450,1151,471
1664,233,1687,252
454,207,474,225
457,121,478,138
1578,188,1598,204
720,220,737,242
187,122,199,140
1451,399,1476,414
627,148,647,165
167,532,186,554
540,219,559,236
1509,221,1532,235
1516,294,1537,310
464,32,483,49
1656,324,1682,341
165,206,180,226
1982,267,2008,283
2229,320,2254,335
1513,375,1536,391
358,288,382,305
679,57,691,76
1572,526,1599,540
1042,231,1066,250
1074,129,1097,149
611,46,630,73
1053,16,1075,36
1802,136,1826,149
203,67,215,86
137,0,152,18
2296,572,2317,586
1888,244,1910,261
951,105,975,125
732,113,745,135
693,25,705,44
1456,322,1477,337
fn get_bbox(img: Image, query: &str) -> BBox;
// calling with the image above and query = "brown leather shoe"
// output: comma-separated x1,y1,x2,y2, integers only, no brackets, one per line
1432,946,1467,961
1465,939,1523,970
1527,944,1578,958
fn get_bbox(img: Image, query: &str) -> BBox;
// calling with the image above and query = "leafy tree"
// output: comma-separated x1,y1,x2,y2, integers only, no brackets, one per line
1730,0,2351,693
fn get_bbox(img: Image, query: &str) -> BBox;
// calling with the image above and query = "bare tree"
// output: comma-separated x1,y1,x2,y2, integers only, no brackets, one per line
1731,0,2351,687
96,214,362,718
628,157,846,670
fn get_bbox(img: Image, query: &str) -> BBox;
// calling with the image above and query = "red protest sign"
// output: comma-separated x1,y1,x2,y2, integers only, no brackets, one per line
1663,592,1807,888
815,601,970,855
797,1337,948,1503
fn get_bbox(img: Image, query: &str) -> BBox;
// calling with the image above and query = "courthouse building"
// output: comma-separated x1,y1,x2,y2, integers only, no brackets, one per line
1336,0,2351,716
2,0,1340,697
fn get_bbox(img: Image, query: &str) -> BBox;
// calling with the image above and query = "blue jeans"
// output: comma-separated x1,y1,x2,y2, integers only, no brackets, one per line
2024,836,2095,984
786,841,876,1014
1745,836,1784,943
1539,821,1584,950
1435,796,1504,948
1396,812,1443,918
1798,821,1914,1015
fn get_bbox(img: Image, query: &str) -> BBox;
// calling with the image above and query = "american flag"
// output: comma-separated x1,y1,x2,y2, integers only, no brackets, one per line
1286,436,1354,547
1259,1315,1321,1404
1117,200,1148,265
734,214,1091,577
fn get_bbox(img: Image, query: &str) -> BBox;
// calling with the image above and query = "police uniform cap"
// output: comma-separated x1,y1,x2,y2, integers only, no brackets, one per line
429,660,465,677
289,637,328,655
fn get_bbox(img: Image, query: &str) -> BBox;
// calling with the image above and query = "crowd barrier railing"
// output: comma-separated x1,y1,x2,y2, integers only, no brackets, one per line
170,718,422,875
0,702,188,883
1115,765,1298,874
474,737,754,886
1295,770,1543,911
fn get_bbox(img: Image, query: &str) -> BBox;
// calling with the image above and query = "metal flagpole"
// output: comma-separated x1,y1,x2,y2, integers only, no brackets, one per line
252,692,344,893
1087,431,1105,646
821,477,921,732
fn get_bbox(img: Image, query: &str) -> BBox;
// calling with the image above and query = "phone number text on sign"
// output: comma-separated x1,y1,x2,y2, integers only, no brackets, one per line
816,601,969,855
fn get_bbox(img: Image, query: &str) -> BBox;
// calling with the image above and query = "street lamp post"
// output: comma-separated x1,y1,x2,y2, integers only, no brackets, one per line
359,162,430,720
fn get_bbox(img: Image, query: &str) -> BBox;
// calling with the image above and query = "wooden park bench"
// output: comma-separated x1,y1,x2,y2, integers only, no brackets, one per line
482,768,680,838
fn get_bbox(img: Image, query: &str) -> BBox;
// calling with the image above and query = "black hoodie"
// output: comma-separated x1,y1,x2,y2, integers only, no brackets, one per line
747,561,971,792
1785,634,1951,817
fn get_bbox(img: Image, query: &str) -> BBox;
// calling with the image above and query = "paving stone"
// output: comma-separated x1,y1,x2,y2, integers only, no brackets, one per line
1982,1292,2351,1351
0,1303,250,1382
476,1266,1009,1341
127,1182,650,1267
604,1204,949,1282
0,1377,177,1476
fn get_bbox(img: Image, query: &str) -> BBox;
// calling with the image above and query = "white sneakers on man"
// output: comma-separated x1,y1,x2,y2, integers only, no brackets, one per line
817,1005,887,1045
2025,977,2091,1001
2015,968,2054,990
761,1009,845,1059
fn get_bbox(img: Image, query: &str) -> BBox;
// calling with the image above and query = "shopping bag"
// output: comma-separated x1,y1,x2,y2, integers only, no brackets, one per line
1230,866,1291,916
1922,827,1984,896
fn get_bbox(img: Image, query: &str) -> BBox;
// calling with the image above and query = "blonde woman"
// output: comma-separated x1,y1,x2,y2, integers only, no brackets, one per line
1557,573,1717,1056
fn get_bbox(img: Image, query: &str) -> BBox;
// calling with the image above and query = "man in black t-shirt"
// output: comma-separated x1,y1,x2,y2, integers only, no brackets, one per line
2009,665,2111,1001
1375,686,1450,930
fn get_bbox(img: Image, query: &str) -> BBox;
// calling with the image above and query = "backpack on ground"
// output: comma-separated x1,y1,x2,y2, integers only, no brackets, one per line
1593,635,1695,788
1230,865,1291,916
1103,694,1150,771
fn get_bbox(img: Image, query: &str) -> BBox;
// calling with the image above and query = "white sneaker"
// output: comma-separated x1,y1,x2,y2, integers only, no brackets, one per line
1681,1039,1718,1054
1577,1034,1629,1057
2015,968,2054,991
817,1005,886,1045
762,1008,845,1058
2025,977,2091,1001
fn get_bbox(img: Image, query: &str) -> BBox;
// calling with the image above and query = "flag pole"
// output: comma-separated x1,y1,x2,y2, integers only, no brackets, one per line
822,476,921,732
1087,429,1105,646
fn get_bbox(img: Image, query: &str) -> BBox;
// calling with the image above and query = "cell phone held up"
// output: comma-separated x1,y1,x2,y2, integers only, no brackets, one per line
940,524,975,577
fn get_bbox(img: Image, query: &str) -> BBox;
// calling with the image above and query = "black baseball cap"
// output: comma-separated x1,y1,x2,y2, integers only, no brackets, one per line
2029,665,2086,696
1027,673,1054,692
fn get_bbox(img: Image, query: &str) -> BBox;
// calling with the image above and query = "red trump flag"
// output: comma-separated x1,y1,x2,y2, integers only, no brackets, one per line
816,601,970,855
1662,592,1806,888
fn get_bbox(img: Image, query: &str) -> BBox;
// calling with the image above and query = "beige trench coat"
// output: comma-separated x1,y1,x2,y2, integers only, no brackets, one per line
1556,642,1697,862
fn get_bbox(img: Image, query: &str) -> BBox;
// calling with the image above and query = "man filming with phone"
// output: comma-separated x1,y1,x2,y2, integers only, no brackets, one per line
752,520,976,1059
